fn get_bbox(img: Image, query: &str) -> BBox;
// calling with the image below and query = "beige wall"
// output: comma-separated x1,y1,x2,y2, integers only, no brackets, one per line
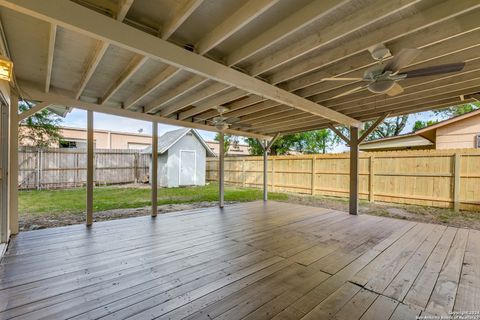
206,140,250,156
20,127,152,150
436,114,480,149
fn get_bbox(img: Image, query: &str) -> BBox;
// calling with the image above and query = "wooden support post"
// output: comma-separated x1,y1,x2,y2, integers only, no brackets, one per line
369,155,375,203
349,127,359,215
453,153,461,212
86,110,94,226
151,122,158,217
311,156,316,195
263,143,268,201
8,93,19,235
219,132,225,208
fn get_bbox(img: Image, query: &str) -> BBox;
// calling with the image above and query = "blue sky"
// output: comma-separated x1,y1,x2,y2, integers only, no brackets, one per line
60,108,439,152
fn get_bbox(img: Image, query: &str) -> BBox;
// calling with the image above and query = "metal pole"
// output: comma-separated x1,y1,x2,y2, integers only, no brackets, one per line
263,142,268,201
151,122,158,217
86,110,94,226
349,127,359,215
219,132,224,208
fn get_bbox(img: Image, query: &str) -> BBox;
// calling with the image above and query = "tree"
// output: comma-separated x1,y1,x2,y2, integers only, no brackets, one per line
412,119,438,131
362,115,409,141
246,129,338,155
432,102,479,118
18,101,63,148
214,133,238,155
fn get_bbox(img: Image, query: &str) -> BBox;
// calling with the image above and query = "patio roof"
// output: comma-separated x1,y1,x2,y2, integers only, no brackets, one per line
1,0,479,138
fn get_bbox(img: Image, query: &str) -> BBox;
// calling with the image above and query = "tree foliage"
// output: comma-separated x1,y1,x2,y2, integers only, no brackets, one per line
362,115,409,141
246,129,338,155
214,133,238,155
432,102,479,118
412,119,438,131
18,101,63,148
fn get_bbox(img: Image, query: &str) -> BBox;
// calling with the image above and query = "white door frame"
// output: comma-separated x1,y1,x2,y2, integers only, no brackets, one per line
178,150,196,186
0,95,8,243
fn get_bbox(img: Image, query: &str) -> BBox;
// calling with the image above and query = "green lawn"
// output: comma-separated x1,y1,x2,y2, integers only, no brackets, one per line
19,183,288,216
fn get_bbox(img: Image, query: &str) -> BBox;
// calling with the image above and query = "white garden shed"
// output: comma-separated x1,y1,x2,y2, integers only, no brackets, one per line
144,128,216,188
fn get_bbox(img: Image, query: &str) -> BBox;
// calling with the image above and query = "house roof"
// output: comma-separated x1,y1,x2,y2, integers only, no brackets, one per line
143,128,216,157
360,107,480,150
415,107,480,135
360,133,433,150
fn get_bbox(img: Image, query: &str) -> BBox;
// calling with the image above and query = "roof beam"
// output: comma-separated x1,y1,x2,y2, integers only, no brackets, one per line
124,66,180,110
271,0,480,84
20,81,270,139
74,0,133,99
17,101,51,121
196,95,265,120
116,0,134,21
101,54,147,104
158,82,228,116
161,0,203,39
226,0,346,66
248,0,421,76
196,0,278,55
2,0,362,128
45,23,56,92
179,90,246,120
144,75,207,114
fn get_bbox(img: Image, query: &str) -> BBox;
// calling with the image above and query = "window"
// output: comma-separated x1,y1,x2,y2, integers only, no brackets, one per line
59,139,88,149
476,134,480,148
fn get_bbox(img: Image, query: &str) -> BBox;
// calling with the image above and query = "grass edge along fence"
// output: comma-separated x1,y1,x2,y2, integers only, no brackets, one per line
18,147,150,190
206,149,480,211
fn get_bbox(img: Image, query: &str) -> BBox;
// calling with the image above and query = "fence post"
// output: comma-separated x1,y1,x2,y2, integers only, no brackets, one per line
453,153,461,212
311,156,316,195
242,159,246,187
271,157,275,191
36,148,41,190
134,152,139,183
369,155,375,203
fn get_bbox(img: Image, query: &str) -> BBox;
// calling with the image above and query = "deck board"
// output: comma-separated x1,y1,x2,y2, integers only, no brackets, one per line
0,201,476,320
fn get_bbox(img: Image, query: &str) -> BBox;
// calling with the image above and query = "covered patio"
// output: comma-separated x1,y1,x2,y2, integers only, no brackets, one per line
0,0,480,318
1,201,478,319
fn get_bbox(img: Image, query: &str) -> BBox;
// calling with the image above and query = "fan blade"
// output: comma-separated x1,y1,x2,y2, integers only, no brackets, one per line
386,82,404,96
384,48,421,73
226,117,241,123
322,77,364,81
330,85,367,99
232,123,251,128
399,62,465,78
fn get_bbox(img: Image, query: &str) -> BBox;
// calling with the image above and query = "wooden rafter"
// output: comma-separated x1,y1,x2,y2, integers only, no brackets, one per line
161,0,203,40
270,0,480,84
178,90,246,120
2,0,362,128
226,0,345,66
101,54,148,104
195,0,278,55
45,23,56,93
248,0,421,76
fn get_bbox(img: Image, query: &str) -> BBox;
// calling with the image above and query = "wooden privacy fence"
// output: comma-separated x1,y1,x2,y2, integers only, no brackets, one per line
18,147,149,190
206,149,480,211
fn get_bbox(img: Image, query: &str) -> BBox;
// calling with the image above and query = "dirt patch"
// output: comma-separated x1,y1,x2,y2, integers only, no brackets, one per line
279,194,480,230
19,201,237,231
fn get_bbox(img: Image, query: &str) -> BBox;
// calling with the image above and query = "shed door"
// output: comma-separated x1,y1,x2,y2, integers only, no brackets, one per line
179,150,196,186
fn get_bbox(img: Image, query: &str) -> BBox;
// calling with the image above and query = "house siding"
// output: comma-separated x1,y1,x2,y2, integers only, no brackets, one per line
436,115,480,149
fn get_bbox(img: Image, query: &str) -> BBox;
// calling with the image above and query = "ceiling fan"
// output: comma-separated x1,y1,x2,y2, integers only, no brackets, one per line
194,106,251,131
323,44,465,99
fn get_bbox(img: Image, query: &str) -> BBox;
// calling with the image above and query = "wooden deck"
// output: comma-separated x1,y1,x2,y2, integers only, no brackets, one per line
0,201,478,319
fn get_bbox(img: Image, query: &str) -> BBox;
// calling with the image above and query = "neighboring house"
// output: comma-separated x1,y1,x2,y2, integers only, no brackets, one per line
360,109,480,151
206,140,250,156
144,128,216,188
20,126,152,150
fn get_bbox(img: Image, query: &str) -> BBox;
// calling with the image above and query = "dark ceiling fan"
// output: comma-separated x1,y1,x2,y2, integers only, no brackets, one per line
322,44,465,99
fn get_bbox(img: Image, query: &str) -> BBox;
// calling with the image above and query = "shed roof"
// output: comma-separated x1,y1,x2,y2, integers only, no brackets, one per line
1,0,479,139
143,128,216,156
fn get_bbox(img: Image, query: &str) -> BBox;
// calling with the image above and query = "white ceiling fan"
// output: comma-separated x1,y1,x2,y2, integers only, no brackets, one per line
194,106,251,131
324,44,466,99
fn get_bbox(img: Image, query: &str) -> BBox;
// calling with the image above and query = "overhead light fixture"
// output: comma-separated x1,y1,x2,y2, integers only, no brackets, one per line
0,55,13,82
